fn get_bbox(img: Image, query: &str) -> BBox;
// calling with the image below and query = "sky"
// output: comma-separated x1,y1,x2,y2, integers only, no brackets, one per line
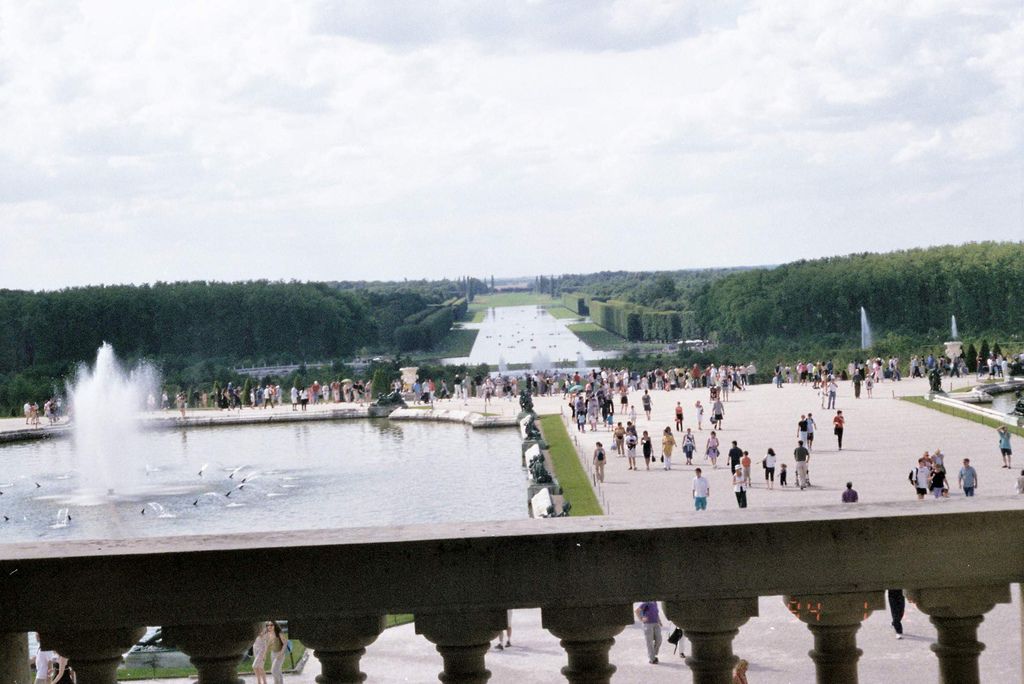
0,0,1021,290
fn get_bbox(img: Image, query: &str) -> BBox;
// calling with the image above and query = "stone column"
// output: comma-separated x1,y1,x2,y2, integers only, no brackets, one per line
664,597,758,684
163,621,260,684
784,592,884,684
289,615,386,684
39,627,145,684
0,632,31,684
415,609,506,684
541,604,633,684
907,585,1011,684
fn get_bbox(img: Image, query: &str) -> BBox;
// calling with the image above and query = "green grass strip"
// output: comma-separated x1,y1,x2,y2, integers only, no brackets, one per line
567,322,627,351
539,414,603,516
542,305,582,319
901,396,1024,437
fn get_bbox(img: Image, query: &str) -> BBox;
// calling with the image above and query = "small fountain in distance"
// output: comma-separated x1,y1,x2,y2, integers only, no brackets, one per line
944,315,963,367
68,343,159,502
860,307,873,349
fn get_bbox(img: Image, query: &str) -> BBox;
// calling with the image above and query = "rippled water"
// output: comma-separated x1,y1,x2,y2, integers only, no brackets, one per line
0,420,526,542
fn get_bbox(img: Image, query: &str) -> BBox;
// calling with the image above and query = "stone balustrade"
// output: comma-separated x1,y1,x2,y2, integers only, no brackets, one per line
0,498,1021,683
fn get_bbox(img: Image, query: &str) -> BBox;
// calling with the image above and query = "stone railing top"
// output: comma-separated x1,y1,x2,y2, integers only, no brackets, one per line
0,499,1020,631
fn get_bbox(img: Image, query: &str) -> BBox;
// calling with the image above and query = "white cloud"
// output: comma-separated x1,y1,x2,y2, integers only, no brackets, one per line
0,0,1020,288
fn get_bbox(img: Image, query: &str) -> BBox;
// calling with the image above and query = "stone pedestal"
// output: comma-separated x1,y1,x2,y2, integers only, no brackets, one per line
416,610,506,683
542,604,633,683
289,615,386,684
163,622,260,684
785,592,884,684
39,627,145,684
907,585,1011,684
665,597,758,684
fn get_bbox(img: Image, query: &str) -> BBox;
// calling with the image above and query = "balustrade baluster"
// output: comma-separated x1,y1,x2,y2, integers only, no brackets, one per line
664,597,757,684
163,622,260,684
415,609,506,683
541,604,632,684
784,591,884,684
39,627,145,684
289,615,386,684
907,584,1011,684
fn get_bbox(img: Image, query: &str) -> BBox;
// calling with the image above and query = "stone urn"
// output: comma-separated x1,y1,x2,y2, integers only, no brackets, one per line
400,366,419,391
944,341,963,362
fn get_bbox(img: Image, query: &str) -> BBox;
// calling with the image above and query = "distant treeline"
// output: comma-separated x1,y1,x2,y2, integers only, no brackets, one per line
561,294,697,342
691,242,1024,344
0,281,456,374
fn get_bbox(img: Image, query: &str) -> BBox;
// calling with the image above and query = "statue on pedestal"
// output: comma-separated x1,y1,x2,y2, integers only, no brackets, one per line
928,366,945,394
528,453,553,484
519,389,534,414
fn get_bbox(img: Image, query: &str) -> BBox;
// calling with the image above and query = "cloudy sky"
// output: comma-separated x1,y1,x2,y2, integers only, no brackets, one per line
0,1,1020,290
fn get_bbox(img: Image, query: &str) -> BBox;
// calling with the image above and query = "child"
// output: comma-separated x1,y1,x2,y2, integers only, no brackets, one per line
779,463,789,487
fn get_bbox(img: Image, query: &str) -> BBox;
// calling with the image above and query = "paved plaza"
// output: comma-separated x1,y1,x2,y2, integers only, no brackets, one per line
2,374,1020,681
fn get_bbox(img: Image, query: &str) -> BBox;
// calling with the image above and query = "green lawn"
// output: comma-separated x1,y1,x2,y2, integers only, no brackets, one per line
901,396,1024,437
469,310,487,323
543,305,583,320
567,322,627,351
428,328,479,357
539,415,603,516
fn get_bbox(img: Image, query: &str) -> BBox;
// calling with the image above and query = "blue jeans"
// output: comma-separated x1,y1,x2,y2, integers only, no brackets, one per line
964,487,975,496
694,496,707,511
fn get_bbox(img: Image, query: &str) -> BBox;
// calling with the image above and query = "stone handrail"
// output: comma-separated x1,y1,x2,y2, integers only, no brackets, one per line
0,498,1021,683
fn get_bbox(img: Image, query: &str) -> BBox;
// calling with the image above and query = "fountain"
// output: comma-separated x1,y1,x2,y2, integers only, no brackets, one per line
860,307,873,349
497,356,508,374
944,315,963,365
530,351,551,373
951,315,959,340
67,343,159,501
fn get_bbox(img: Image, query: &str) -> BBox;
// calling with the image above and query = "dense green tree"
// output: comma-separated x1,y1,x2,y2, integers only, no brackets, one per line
964,343,978,372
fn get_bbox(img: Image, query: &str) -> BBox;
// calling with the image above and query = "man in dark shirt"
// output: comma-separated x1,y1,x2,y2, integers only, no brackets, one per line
728,441,743,472
841,482,858,502
793,440,810,489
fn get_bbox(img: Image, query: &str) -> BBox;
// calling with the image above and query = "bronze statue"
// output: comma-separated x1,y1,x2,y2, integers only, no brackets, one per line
373,389,407,407
522,414,543,442
528,453,553,484
928,366,944,394
519,389,534,414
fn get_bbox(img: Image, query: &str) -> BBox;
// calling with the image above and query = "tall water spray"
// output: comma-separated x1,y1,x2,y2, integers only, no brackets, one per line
951,315,959,340
860,307,873,349
68,343,159,499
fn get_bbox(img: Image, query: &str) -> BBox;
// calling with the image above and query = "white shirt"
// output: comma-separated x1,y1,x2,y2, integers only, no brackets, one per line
35,650,54,680
693,476,710,498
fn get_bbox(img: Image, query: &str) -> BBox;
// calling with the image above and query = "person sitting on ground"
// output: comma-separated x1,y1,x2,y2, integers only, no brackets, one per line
841,482,858,503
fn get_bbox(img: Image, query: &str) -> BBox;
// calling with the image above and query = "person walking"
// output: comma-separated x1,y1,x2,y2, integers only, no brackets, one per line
997,426,1012,468
642,390,653,421
694,400,705,430
706,431,720,469
797,414,808,445
930,465,948,499
693,467,710,511
741,451,752,487
958,458,978,496
681,428,696,465
674,402,684,431
910,458,930,500
763,448,776,489
732,465,748,508
251,622,272,684
593,442,607,483
727,441,743,473
888,589,906,639
640,430,653,470
661,427,676,470
269,622,289,684
841,482,859,502
826,376,838,409
711,398,725,430
793,440,810,489
733,659,750,684
805,413,817,451
625,431,638,471
635,601,663,664
833,410,845,450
